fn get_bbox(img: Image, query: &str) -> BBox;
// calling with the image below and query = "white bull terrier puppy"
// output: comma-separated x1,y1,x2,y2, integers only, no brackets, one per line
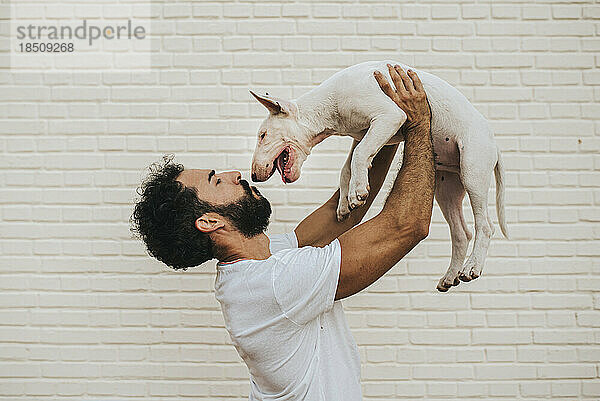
249,60,508,292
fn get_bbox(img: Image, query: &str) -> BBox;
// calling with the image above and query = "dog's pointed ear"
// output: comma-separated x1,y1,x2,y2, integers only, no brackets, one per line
249,90,296,116
249,90,282,114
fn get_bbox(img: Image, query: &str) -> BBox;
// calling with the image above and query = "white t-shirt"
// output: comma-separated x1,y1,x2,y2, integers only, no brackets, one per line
214,232,362,401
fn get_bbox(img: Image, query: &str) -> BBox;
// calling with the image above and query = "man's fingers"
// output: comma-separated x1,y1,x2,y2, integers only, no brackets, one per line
374,71,397,101
388,64,407,95
394,65,414,94
407,69,425,93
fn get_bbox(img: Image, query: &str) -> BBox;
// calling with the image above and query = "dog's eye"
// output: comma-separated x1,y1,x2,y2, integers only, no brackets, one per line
216,178,221,185
260,132,266,140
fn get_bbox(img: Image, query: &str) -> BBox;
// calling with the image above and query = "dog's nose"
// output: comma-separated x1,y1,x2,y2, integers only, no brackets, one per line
251,173,257,182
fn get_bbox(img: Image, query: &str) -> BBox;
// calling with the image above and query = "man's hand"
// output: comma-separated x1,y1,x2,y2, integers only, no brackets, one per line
374,64,431,134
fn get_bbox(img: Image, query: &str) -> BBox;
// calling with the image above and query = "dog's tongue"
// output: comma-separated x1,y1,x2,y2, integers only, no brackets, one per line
276,153,286,182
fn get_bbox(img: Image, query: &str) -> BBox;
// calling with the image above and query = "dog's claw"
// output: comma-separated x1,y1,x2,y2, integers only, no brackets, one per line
347,178,369,210
458,259,481,282
437,269,462,292
348,200,361,210
336,208,350,222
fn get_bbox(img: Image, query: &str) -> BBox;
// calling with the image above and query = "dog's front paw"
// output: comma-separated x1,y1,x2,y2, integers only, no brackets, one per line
347,178,370,210
336,198,351,222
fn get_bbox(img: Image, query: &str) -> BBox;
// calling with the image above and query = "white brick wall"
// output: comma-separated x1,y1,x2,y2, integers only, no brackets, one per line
1,1,599,399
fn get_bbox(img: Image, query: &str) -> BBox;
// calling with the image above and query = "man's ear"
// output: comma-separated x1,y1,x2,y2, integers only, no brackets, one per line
195,213,225,234
249,90,297,117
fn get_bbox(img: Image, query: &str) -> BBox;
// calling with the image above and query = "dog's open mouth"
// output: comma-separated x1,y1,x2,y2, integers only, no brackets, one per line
275,146,293,183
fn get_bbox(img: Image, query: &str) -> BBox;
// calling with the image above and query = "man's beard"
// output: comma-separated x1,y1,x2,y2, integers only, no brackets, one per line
210,180,271,238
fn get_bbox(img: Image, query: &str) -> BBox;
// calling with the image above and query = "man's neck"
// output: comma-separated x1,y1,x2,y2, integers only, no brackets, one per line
217,232,272,264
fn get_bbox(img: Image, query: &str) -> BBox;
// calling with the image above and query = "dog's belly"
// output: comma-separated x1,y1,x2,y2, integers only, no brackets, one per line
433,132,461,173
348,128,461,173
348,128,405,144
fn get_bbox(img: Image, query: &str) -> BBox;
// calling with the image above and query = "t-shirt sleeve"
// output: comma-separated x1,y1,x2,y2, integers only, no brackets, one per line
272,239,341,326
268,231,298,253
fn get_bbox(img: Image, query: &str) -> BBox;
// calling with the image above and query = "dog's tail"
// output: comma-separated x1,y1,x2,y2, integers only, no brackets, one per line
494,147,509,239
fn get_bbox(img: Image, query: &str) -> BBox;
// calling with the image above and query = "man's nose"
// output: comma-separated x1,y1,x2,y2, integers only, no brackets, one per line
222,171,242,184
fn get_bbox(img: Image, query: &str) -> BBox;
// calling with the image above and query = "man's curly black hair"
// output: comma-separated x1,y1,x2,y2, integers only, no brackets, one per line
130,154,214,270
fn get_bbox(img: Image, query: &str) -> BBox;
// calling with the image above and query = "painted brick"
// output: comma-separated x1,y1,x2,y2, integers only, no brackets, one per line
1,2,598,400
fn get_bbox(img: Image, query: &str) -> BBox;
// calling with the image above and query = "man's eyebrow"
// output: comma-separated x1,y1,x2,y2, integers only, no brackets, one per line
208,170,215,183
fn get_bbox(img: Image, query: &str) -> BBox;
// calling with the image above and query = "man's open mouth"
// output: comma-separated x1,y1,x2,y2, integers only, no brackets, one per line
275,146,293,183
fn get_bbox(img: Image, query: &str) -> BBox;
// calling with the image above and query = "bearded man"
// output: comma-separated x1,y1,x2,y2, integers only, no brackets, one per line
131,66,435,401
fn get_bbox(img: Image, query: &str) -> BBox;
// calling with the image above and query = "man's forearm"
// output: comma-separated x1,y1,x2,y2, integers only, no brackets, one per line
334,66,435,300
380,121,435,236
335,123,435,300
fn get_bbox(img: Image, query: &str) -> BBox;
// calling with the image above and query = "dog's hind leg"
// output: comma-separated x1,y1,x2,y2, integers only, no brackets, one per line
458,134,496,282
337,139,359,221
348,112,405,210
435,172,471,292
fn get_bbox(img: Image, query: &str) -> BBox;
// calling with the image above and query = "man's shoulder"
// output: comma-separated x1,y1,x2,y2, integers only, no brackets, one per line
267,231,298,254
270,238,341,272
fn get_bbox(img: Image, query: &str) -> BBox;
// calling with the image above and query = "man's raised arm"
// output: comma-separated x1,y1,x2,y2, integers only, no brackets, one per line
335,64,436,300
